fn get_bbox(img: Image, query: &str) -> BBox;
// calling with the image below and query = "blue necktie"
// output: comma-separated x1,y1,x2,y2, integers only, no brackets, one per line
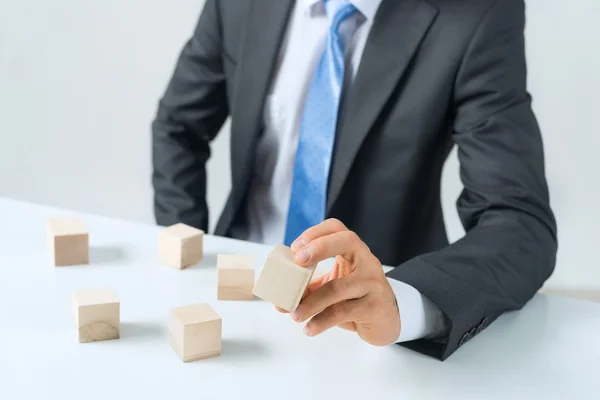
284,0,358,246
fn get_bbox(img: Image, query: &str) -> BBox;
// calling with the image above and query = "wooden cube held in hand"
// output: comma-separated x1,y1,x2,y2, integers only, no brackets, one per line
217,255,255,300
48,217,89,266
169,303,222,362
253,244,316,312
73,289,120,343
158,223,204,269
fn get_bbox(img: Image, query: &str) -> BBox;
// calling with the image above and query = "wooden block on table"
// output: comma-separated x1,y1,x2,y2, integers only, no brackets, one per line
158,223,204,269
169,303,222,362
252,244,317,312
47,217,89,266
217,254,255,300
73,289,120,343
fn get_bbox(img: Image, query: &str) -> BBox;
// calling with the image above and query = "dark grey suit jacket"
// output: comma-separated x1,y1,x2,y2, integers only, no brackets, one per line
152,0,557,360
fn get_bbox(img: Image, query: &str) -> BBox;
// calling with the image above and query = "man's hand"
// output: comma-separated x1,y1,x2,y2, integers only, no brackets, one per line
283,219,401,346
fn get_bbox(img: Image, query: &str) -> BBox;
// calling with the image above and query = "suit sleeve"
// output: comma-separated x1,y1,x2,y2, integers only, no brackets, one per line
151,0,229,232
386,0,557,360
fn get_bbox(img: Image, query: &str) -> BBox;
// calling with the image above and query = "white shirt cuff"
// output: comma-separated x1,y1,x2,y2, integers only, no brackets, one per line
387,277,448,343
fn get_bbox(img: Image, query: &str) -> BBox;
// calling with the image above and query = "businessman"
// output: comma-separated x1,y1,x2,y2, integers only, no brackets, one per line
152,0,557,360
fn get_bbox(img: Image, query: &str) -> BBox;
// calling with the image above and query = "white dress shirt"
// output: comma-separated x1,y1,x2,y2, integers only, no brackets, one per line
243,0,446,342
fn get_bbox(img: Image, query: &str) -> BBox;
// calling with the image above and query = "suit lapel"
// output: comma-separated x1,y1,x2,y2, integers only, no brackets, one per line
230,0,294,200
326,0,439,212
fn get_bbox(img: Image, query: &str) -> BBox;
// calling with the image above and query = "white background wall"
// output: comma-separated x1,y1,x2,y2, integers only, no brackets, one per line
1,0,599,294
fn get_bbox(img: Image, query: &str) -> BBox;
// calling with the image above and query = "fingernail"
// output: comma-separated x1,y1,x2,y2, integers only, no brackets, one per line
303,325,312,336
291,238,305,251
291,310,301,321
295,249,311,264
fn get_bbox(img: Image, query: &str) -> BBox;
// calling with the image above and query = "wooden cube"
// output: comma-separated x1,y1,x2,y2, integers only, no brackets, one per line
252,244,317,312
47,217,89,266
217,255,255,300
169,303,222,362
158,223,204,269
73,289,120,343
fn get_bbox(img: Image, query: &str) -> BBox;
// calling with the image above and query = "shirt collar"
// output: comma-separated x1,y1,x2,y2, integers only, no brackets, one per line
302,0,382,21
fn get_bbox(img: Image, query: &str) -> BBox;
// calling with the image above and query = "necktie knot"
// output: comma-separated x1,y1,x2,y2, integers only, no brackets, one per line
324,0,358,33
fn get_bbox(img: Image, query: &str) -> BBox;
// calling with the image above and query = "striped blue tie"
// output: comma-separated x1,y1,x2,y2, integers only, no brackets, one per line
284,0,358,246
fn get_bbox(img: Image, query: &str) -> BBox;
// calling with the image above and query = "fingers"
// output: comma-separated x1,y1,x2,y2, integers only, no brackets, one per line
307,267,341,292
293,230,367,266
306,273,330,296
290,218,348,251
291,277,367,323
308,272,331,288
303,299,365,337
338,322,357,332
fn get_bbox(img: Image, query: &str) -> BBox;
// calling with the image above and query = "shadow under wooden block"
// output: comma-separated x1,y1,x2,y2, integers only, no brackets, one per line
201,253,218,268
219,339,270,362
120,321,165,340
89,245,129,265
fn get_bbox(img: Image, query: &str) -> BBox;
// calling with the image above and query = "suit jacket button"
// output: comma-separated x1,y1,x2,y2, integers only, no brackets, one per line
459,332,471,346
477,317,489,334
482,317,489,327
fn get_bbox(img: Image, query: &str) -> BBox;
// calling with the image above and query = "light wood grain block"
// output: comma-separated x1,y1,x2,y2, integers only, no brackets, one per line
158,223,204,269
47,217,89,266
169,303,222,362
252,244,317,312
73,289,120,343
217,254,254,300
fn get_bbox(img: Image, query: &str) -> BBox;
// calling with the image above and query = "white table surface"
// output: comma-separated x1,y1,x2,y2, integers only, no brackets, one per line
1,197,599,399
